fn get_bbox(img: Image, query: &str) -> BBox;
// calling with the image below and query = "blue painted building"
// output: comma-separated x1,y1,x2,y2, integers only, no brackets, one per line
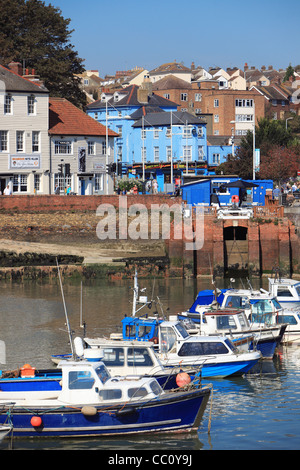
86,84,208,191
181,177,273,206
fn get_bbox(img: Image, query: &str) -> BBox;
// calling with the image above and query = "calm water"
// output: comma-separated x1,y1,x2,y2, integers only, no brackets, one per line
0,276,300,451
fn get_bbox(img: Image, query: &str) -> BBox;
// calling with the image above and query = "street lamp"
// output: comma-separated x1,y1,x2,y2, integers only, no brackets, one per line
286,116,293,129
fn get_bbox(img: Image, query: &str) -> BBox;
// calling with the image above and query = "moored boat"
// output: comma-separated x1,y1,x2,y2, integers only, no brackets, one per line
0,359,211,438
121,315,261,378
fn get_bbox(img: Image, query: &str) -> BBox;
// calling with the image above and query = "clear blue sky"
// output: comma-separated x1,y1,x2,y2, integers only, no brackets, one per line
46,0,299,77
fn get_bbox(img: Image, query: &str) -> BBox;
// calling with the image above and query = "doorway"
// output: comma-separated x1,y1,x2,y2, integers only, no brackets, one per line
224,226,248,275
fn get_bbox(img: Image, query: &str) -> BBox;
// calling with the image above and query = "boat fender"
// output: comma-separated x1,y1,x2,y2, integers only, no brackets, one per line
176,372,191,388
74,337,84,357
81,406,98,417
30,416,43,428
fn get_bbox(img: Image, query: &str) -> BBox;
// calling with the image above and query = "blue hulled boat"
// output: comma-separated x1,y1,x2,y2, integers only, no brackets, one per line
0,359,211,438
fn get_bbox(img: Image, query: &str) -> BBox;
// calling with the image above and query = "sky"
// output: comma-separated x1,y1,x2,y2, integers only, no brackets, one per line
45,0,300,77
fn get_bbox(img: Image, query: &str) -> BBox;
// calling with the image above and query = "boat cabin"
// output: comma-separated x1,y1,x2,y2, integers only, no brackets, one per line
81,338,165,377
195,308,251,334
268,278,300,307
122,315,161,343
221,290,282,324
121,315,237,358
58,360,163,405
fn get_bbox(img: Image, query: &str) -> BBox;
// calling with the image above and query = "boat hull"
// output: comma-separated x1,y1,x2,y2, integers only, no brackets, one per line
0,388,210,438
162,357,260,378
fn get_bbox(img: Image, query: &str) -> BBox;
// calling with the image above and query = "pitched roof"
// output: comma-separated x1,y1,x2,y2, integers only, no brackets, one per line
0,64,48,93
149,61,191,75
252,85,290,101
87,85,178,110
132,110,206,128
48,97,118,137
152,74,192,90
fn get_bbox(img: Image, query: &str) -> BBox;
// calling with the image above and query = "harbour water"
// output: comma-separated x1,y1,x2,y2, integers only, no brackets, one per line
0,276,300,451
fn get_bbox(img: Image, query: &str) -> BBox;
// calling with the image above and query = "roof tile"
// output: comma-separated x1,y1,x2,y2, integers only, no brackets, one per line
48,97,118,137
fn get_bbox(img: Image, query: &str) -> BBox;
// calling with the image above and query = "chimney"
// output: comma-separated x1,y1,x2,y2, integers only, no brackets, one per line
137,75,153,104
8,61,22,75
244,62,248,71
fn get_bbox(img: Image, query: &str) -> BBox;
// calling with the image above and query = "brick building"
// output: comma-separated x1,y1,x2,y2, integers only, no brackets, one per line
152,76,265,136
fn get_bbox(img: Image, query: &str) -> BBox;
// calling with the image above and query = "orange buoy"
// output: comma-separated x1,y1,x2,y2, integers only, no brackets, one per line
30,416,43,427
176,372,191,387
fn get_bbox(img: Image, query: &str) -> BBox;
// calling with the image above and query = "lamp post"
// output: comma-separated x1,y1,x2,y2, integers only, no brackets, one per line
286,116,293,129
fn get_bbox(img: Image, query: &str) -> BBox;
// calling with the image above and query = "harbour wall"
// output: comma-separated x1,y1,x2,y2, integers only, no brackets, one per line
0,195,298,279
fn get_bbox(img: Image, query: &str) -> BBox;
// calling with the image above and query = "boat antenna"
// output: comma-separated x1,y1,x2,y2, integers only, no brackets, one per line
56,258,75,358
80,280,86,336
247,278,253,292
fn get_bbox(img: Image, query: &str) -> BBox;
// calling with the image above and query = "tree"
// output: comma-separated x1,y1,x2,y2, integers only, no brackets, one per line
0,0,86,108
217,118,294,178
283,64,295,82
258,145,300,184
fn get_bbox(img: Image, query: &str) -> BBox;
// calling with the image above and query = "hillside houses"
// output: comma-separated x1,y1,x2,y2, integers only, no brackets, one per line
1,58,299,195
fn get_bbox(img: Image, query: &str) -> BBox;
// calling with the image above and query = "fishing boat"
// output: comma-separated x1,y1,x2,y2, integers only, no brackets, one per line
178,305,281,359
120,315,261,378
0,359,211,438
51,337,201,390
178,285,287,356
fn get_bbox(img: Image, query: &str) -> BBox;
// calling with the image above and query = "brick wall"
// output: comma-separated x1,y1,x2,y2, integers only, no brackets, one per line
0,194,183,212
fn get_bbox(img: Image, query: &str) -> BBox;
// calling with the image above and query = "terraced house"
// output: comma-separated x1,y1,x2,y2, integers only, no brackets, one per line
0,62,50,194
0,62,117,195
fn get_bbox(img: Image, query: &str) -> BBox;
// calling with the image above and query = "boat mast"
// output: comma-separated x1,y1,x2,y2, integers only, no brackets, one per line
132,269,138,317
57,259,75,358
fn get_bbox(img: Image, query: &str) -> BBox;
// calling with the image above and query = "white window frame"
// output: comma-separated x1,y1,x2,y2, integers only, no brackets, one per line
13,174,28,192
195,93,202,102
34,174,41,192
212,153,220,164
0,131,8,152
16,131,25,152
183,145,192,161
166,146,171,161
28,94,36,115
235,99,253,107
154,129,159,139
4,94,12,115
54,173,72,191
141,147,146,162
88,141,96,155
214,114,219,123
32,131,40,152
198,146,204,160
95,174,104,192
214,99,219,107
181,93,188,102
154,146,159,162
54,140,72,155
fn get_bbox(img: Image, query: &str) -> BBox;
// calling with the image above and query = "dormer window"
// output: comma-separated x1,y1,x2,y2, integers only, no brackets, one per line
28,94,36,115
114,93,119,102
